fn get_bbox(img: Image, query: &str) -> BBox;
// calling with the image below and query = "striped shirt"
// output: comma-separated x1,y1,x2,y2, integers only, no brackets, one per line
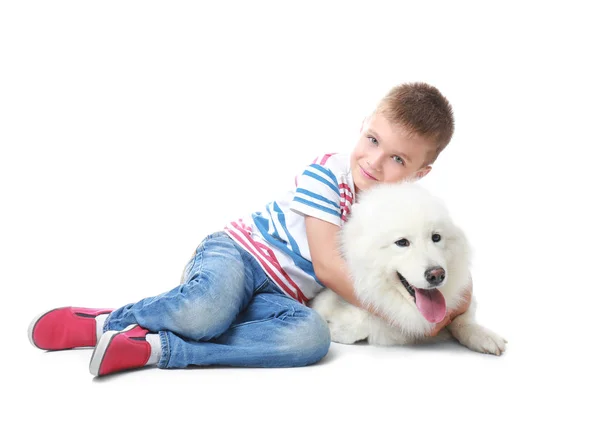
224,153,356,304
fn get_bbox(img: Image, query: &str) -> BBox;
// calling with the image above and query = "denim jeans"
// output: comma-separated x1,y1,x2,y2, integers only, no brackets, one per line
104,231,331,368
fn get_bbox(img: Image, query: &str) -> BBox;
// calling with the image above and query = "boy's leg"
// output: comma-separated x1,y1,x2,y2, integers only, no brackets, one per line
103,232,256,341
30,232,258,351
158,291,331,369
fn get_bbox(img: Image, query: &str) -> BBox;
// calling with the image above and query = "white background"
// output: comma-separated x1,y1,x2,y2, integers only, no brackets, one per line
1,1,599,423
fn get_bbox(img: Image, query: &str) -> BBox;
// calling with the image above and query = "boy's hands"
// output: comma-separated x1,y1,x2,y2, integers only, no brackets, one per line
428,283,472,337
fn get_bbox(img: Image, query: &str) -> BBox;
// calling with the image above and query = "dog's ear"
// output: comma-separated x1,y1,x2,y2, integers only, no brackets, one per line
349,201,361,218
447,222,472,263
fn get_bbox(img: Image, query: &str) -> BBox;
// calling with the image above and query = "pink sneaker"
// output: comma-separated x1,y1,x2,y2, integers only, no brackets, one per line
28,307,114,350
89,324,153,376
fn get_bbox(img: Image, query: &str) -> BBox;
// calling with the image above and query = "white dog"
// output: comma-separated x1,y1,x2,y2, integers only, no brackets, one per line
309,182,506,355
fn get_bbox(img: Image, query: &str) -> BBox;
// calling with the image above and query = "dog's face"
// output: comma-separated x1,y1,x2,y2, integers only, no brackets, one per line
378,212,456,324
341,182,470,327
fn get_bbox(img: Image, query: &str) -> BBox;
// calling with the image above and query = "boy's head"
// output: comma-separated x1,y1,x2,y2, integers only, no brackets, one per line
351,82,454,193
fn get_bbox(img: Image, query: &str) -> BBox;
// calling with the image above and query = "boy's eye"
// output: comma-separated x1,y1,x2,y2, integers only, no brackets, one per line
368,136,378,145
392,155,404,165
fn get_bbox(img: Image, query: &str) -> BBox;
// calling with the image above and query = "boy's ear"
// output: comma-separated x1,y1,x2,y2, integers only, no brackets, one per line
414,165,432,180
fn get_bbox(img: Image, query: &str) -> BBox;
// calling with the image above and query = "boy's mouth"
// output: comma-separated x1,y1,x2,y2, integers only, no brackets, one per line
359,166,377,181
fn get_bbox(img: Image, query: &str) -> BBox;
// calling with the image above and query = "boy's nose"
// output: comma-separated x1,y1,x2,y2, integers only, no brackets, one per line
369,153,385,170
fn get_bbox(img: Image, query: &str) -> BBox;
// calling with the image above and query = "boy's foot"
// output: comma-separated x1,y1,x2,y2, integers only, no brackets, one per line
28,307,114,350
89,324,159,376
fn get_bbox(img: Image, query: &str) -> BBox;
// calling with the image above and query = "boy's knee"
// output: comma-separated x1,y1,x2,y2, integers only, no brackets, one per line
168,272,248,340
170,296,242,341
284,309,331,365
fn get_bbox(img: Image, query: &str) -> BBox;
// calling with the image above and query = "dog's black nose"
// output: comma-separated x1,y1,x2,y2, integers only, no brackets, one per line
425,267,445,286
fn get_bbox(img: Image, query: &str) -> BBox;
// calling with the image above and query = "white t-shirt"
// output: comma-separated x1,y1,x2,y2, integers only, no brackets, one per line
224,153,356,304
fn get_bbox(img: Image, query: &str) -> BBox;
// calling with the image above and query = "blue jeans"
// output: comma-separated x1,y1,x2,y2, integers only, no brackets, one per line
103,231,331,369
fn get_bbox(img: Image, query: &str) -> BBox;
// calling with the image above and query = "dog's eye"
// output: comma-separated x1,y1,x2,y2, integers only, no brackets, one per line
395,239,410,247
432,234,441,242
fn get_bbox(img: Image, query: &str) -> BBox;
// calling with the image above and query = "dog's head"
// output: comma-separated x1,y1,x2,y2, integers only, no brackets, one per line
340,182,471,333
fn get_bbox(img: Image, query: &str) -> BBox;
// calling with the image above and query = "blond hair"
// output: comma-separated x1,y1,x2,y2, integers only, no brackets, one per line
375,82,454,165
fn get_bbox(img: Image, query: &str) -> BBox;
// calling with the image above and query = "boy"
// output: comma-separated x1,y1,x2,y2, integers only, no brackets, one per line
28,82,471,376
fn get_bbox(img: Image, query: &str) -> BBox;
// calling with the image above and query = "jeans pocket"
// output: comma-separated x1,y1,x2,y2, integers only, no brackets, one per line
254,278,271,294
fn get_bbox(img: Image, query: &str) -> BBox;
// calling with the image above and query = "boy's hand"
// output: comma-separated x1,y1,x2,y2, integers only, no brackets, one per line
428,283,473,337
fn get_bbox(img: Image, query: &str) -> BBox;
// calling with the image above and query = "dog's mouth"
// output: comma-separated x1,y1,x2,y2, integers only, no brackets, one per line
397,272,416,298
397,272,447,324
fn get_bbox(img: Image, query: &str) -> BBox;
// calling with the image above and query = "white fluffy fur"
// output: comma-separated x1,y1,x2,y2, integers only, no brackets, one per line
309,182,506,355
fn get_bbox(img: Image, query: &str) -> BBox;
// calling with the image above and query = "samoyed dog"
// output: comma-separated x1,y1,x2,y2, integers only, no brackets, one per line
309,182,506,355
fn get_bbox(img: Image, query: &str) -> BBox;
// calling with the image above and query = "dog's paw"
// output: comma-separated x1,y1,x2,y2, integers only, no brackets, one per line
328,323,367,345
452,324,507,355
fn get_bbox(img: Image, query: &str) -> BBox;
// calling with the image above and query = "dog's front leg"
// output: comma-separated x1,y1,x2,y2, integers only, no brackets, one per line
447,299,507,355
327,305,371,344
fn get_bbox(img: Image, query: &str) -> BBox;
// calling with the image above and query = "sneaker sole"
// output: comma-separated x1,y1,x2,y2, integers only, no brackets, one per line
89,324,138,376
28,307,62,350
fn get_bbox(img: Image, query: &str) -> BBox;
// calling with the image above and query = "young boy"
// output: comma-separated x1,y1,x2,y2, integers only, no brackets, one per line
28,82,471,376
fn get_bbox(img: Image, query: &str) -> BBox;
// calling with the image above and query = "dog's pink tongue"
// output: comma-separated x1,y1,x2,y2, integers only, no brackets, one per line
415,288,447,323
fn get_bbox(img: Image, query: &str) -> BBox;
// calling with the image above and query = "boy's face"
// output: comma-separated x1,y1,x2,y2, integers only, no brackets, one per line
350,113,435,193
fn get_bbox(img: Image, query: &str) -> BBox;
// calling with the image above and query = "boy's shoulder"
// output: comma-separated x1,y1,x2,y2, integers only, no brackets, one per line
305,152,351,172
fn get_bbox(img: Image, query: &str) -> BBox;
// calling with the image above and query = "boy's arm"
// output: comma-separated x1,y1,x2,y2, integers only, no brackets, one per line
305,216,397,323
306,216,472,335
